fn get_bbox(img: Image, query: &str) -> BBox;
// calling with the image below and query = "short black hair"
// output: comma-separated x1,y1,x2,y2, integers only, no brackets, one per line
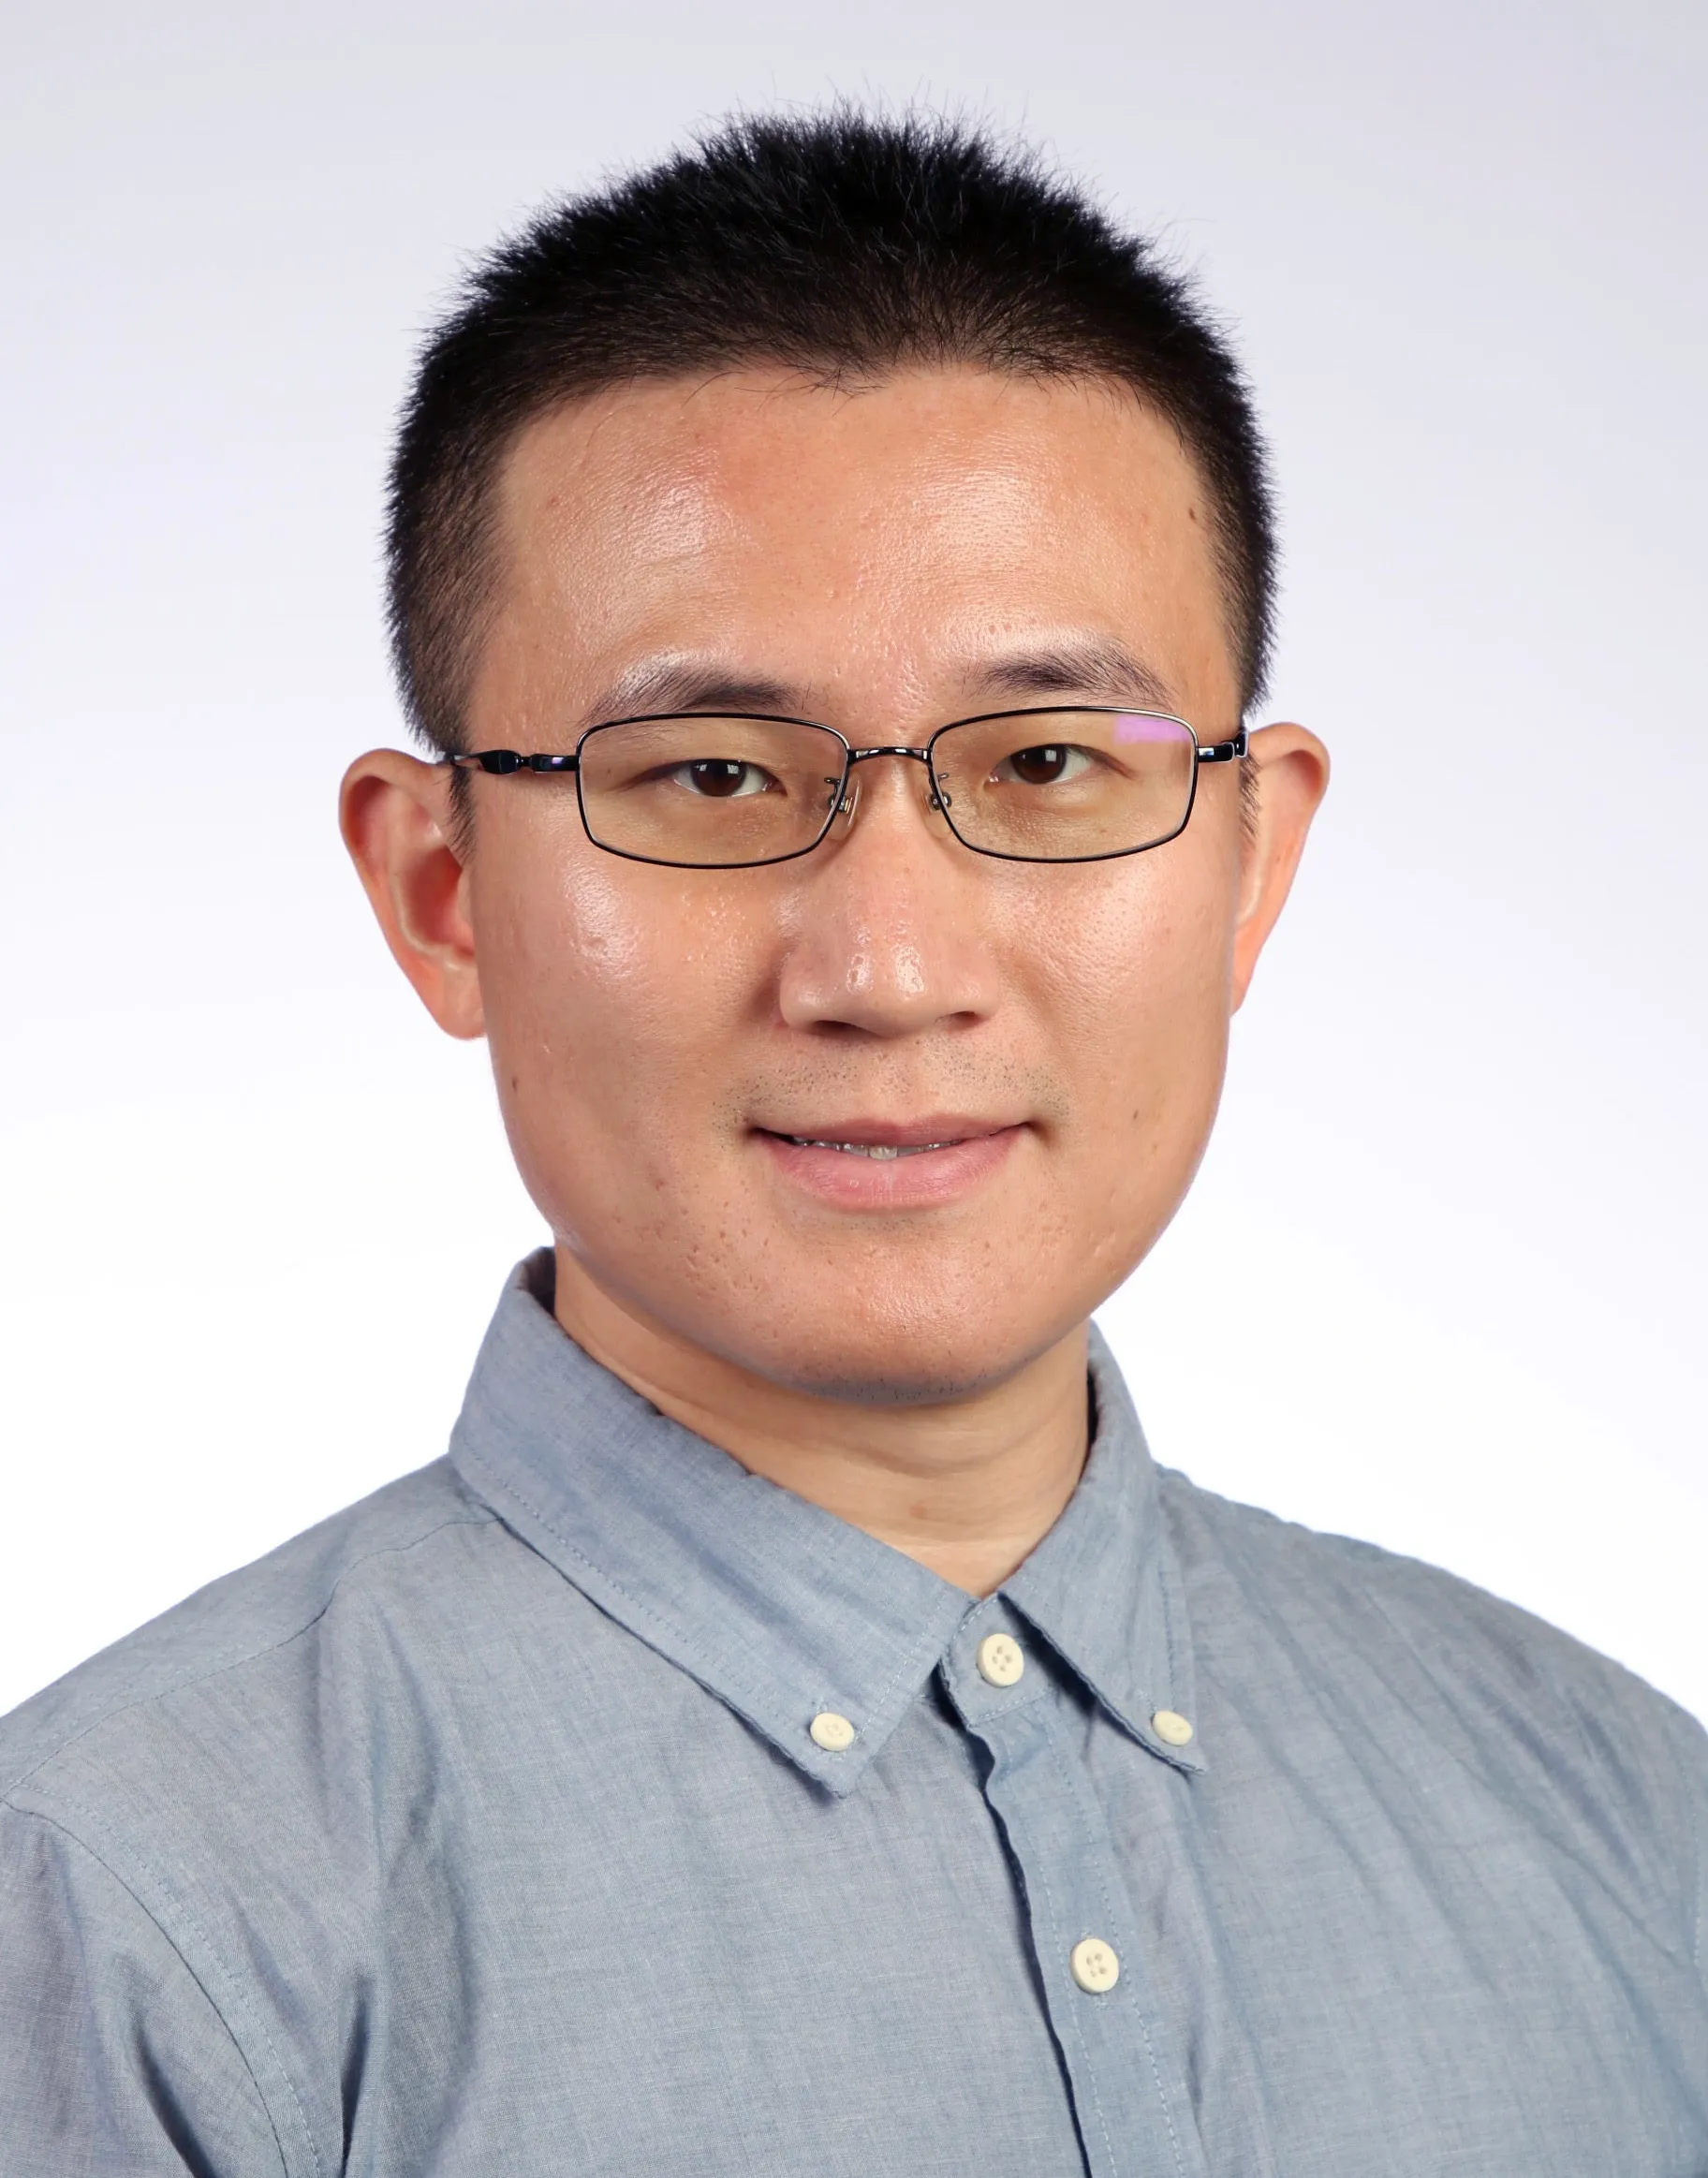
387,110,1277,754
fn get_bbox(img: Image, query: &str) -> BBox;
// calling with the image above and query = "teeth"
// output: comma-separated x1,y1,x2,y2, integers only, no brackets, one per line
788,1138,950,1158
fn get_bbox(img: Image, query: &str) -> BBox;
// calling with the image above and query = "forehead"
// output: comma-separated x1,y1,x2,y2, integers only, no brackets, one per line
480,365,1239,723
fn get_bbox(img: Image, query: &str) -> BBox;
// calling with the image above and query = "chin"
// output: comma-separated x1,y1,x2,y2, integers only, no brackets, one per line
718,1295,1075,1408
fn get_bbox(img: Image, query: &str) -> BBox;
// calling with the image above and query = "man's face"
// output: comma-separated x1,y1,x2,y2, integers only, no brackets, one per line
413,368,1318,1401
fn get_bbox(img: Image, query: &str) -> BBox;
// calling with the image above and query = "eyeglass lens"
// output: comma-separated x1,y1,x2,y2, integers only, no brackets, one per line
574,711,1200,867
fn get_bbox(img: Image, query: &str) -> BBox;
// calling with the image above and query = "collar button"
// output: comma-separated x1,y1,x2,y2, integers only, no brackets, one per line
976,1632,1026,1687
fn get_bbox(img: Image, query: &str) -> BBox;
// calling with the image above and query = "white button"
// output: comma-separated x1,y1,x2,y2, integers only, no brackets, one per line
809,1711,856,1752
976,1633,1026,1687
1151,1708,1194,1746
1069,1936,1121,1994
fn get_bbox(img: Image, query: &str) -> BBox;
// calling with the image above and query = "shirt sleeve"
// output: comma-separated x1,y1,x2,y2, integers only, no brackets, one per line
0,1801,287,2177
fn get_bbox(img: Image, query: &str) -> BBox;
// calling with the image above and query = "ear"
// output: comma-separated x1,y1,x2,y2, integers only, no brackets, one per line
1230,723,1330,1011
339,749,486,1039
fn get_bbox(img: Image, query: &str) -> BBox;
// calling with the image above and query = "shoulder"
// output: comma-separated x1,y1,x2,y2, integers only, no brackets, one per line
1158,1462,1694,1719
0,1466,502,2178
1158,1465,1708,1964
0,1459,500,1809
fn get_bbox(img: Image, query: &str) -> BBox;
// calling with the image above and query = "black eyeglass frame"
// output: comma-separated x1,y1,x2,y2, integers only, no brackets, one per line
441,705,1250,870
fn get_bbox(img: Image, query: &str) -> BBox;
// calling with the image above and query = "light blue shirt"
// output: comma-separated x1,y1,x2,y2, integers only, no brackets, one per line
2,1252,1705,2175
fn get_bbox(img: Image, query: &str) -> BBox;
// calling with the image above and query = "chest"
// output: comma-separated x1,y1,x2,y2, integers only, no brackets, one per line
326,1670,1708,2178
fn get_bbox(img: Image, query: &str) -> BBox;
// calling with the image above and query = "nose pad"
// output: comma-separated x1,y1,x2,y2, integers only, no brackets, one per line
828,752,954,837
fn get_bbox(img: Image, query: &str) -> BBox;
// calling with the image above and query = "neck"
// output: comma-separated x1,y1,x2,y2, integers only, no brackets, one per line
552,1246,1091,1597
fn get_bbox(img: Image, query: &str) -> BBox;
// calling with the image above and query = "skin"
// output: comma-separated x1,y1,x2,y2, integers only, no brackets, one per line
342,366,1328,1596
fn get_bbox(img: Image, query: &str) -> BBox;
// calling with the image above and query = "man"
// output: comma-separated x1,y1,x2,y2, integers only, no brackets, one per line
1,110,1702,2177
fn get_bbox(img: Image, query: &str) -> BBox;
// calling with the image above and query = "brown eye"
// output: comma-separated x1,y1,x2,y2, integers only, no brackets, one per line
683,759,764,799
994,743,1092,787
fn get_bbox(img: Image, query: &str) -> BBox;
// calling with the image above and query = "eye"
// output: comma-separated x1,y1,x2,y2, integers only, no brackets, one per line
670,758,775,800
992,743,1095,787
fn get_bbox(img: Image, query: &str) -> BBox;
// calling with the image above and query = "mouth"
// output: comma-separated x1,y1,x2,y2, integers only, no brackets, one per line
756,1113,1015,1155
770,1135,960,1160
752,1118,1024,1208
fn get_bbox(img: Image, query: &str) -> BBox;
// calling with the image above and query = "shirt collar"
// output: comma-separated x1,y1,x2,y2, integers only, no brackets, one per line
449,1253,1202,1796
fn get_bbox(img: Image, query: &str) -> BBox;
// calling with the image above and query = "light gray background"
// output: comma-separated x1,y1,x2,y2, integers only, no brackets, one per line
4,0,1703,1721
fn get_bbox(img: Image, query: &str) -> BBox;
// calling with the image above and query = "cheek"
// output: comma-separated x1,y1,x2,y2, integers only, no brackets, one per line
472,833,768,1129
1028,849,1234,1126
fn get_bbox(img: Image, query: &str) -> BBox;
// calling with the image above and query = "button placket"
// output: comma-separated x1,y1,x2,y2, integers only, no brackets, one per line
941,1633,1209,2178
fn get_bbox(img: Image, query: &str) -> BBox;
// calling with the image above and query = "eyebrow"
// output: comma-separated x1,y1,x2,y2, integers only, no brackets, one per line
583,634,1177,728
966,636,1176,712
587,656,802,722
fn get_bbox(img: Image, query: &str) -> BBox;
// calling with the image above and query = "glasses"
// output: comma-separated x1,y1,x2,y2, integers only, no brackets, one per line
443,707,1248,870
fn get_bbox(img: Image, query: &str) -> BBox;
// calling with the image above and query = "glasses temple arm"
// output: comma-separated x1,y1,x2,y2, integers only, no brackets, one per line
441,751,582,774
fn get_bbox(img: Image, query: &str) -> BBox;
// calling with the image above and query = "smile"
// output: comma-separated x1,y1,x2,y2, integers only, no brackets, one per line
780,1137,956,1158
754,1123,1023,1210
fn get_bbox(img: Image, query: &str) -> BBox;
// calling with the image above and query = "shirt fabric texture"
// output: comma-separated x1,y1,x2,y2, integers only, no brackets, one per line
2,1252,1705,2176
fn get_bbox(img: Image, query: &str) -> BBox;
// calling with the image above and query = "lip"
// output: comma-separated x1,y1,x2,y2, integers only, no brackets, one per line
753,1116,1025,1210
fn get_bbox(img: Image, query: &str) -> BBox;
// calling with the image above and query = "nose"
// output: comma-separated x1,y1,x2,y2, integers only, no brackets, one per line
776,751,1002,1038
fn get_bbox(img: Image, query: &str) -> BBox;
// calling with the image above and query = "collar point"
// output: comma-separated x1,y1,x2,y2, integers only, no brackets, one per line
796,1751,876,1799
1142,1731,1207,1774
